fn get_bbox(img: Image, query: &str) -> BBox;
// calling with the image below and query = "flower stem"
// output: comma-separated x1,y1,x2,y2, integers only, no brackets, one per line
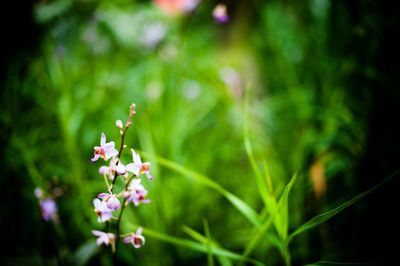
110,127,128,191
112,174,136,263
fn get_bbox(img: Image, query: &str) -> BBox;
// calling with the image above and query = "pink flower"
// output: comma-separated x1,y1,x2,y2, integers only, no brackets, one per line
98,192,121,211
40,198,58,222
123,179,150,206
92,230,116,252
123,227,145,248
91,133,118,162
212,4,229,24
126,149,154,180
99,158,126,180
154,0,199,15
93,198,113,222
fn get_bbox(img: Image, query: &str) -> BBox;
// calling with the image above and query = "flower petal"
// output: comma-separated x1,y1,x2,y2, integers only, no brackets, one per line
93,198,101,209
115,163,126,174
91,153,100,162
99,166,109,175
100,132,106,146
98,193,108,199
126,163,140,176
131,149,142,164
123,236,132,244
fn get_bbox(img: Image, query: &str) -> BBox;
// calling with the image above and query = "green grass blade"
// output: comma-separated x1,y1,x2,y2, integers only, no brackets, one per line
183,225,233,266
243,88,270,209
141,152,261,227
240,216,274,264
276,173,297,240
129,225,264,266
182,225,207,243
203,219,214,266
288,170,399,243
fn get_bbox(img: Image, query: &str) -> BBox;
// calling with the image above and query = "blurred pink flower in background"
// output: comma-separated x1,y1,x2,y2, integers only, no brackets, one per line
213,4,229,23
154,0,199,15
40,198,58,222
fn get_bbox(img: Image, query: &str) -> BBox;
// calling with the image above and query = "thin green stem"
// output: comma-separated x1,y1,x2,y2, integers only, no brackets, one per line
110,127,129,191
282,243,291,266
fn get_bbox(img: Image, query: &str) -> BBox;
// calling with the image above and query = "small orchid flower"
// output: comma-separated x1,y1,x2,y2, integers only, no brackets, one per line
212,4,229,24
99,158,126,180
126,149,154,180
40,198,58,222
91,133,118,162
93,198,113,222
98,192,120,211
123,227,145,248
123,179,150,206
92,230,116,252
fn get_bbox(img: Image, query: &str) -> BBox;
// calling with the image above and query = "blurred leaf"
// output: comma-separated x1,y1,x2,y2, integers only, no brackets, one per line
35,0,72,23
72,240,98,266
142,152,262,227
129,225,264,266
288,170,399,243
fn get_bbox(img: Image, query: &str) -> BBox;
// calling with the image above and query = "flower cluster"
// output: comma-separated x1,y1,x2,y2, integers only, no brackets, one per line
91,104,152,254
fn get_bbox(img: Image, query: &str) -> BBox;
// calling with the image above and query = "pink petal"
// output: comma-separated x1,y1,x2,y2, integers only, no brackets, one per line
146,173,154,180
99,166,109,175
115,163,126,174
104,142,115,150
100,133,106,146
142,199,151,204
92,230,103,237
93,198,102,209
123,236,132,244
98,193,108,199
91,154,100,162
126,163,141,176
131,149,142,165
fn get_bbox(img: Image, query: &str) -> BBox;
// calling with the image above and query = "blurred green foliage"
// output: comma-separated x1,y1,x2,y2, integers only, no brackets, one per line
1,0,397,265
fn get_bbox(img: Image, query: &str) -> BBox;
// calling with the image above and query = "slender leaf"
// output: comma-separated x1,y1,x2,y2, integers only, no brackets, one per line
203,219,214,266
288,170,399,243
243,88,270,209
241,216,274,263
72,241,98,266
183,225,233,266
276,173,297,240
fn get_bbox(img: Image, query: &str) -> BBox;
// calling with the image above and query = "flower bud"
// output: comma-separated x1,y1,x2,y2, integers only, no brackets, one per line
106,195,121,211
34,187,43,199
129,103,136,116
122,191,130,199
115,120,123,130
